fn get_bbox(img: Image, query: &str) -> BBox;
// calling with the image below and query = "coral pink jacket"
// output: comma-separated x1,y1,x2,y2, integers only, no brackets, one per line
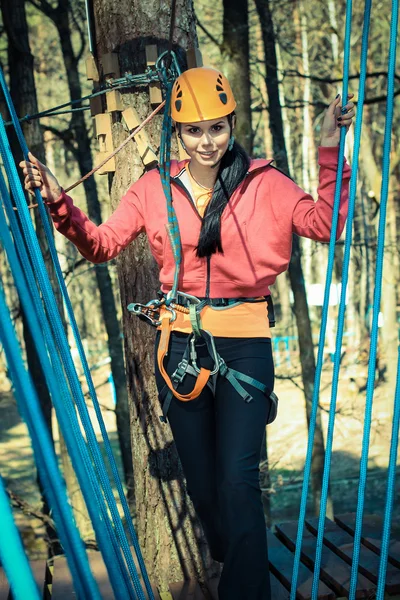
48,146,350,298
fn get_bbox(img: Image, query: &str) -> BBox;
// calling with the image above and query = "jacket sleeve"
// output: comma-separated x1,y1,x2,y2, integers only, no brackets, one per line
291,146,351,241
47,185,145,263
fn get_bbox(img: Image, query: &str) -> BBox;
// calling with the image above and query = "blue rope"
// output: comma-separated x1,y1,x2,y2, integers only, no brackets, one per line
289,2,353,595
0,66,152,599
0,273,100,599
376,348,400,599
0,476,41,600
159,77,181,303
0,163,133,599
310,0,372,596
350,1,398,596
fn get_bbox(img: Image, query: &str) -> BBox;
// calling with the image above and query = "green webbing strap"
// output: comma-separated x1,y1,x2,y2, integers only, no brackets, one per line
189,304,202,337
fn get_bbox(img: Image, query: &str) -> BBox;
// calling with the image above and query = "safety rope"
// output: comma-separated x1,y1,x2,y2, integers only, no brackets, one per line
4,72,162,126
0,71,152,598
351,1,398,597
0,121,138,599
0,254,101,599
311,0,372,596
159,79,181,302
290,0,368,596
377,350,400,599
0,476,41,600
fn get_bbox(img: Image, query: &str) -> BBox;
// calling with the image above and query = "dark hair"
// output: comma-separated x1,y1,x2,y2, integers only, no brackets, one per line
196,139,250,258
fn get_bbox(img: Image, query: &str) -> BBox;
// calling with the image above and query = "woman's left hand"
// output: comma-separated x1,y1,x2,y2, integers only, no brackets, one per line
320,93,355,147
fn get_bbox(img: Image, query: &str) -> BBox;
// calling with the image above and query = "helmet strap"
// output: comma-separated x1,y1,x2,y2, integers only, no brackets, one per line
177,124,187,151
228,135,235,151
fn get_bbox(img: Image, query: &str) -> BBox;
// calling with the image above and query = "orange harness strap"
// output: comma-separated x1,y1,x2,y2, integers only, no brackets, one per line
157,315,210,402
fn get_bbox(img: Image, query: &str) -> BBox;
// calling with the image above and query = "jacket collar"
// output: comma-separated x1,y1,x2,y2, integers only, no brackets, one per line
169,157,274,180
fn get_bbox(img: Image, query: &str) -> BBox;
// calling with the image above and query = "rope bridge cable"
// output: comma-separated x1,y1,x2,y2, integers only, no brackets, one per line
0,228,101,598
0,90,152,600
0,475,41,600
351,1,399,598
377,348,400,599
311,0,372,596
4,72,162,126
0,124,137,600
289,0,371,596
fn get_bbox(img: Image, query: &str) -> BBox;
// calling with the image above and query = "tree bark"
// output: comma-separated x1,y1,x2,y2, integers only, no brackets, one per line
221,0,252,153
255,0,329,516
92,0,218,589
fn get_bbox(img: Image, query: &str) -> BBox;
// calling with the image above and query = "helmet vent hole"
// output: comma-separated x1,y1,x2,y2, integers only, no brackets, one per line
216,85,223,91
219,93,228,105
177,90,183,98
175,99,182,112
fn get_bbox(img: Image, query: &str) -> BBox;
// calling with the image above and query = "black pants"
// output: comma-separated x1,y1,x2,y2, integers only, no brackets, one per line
154,332,274,600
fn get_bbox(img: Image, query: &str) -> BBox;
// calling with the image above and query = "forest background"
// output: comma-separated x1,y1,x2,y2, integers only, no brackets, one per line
0,0,399,580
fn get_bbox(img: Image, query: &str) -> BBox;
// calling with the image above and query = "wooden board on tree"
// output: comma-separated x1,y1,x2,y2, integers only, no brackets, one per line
276,520,376,598
267,530,334,600
335,513,400,569
306,517,400,594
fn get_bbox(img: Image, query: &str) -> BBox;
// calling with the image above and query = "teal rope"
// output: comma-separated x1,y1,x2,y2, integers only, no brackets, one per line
0,476,41,600
376,349,400,599
289,2,354,595
0,148,134,599
350,0,398,596
310,0,372,596
0,272,100,599
159,77,181,303
0,66,152,599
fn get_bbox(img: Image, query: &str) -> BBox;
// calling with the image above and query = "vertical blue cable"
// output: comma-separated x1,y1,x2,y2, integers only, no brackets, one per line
0,65,152,600
0,476,41,600
0,170,131,599
0,275,100,600
376,349,400,600
290,1,353,596
349,1,398,597
311,0,372,596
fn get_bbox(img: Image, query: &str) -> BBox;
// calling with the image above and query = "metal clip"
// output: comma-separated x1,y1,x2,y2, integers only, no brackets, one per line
127,302,161,327
191,330,220,376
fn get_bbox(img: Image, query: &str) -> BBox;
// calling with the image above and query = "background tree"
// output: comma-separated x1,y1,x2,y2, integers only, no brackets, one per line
91,0,219,590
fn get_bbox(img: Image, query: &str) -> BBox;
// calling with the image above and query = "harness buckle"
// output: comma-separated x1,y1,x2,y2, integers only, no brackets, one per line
172,359,189,385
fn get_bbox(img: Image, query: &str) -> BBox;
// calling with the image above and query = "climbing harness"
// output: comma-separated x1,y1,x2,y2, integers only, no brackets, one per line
128,292,278,424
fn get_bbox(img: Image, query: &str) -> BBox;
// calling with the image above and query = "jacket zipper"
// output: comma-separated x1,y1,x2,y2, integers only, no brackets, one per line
170,165,270,299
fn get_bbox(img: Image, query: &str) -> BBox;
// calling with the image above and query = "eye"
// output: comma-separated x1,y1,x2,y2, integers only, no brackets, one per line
187,127,200,134
212,125,223,132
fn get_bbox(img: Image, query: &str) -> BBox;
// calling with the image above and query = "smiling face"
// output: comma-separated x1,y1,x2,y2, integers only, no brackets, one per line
179,116,232,169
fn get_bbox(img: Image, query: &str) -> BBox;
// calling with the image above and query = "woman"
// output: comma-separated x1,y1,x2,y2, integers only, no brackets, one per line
20,67,354,600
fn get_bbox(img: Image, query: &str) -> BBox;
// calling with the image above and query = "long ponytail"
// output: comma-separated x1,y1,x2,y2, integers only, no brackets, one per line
196,139,250,258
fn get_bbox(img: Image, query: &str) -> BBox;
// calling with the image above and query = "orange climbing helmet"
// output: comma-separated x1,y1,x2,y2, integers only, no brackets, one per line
171,67,237,123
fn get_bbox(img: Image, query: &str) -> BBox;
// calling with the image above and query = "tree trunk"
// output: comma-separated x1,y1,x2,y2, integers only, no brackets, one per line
221,0,252,153
33,0,135,505
1,0,93,543
255,0,330,517
92,0,218,589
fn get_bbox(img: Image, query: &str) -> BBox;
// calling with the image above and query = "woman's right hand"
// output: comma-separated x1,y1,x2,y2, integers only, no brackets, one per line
19,152,62,203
